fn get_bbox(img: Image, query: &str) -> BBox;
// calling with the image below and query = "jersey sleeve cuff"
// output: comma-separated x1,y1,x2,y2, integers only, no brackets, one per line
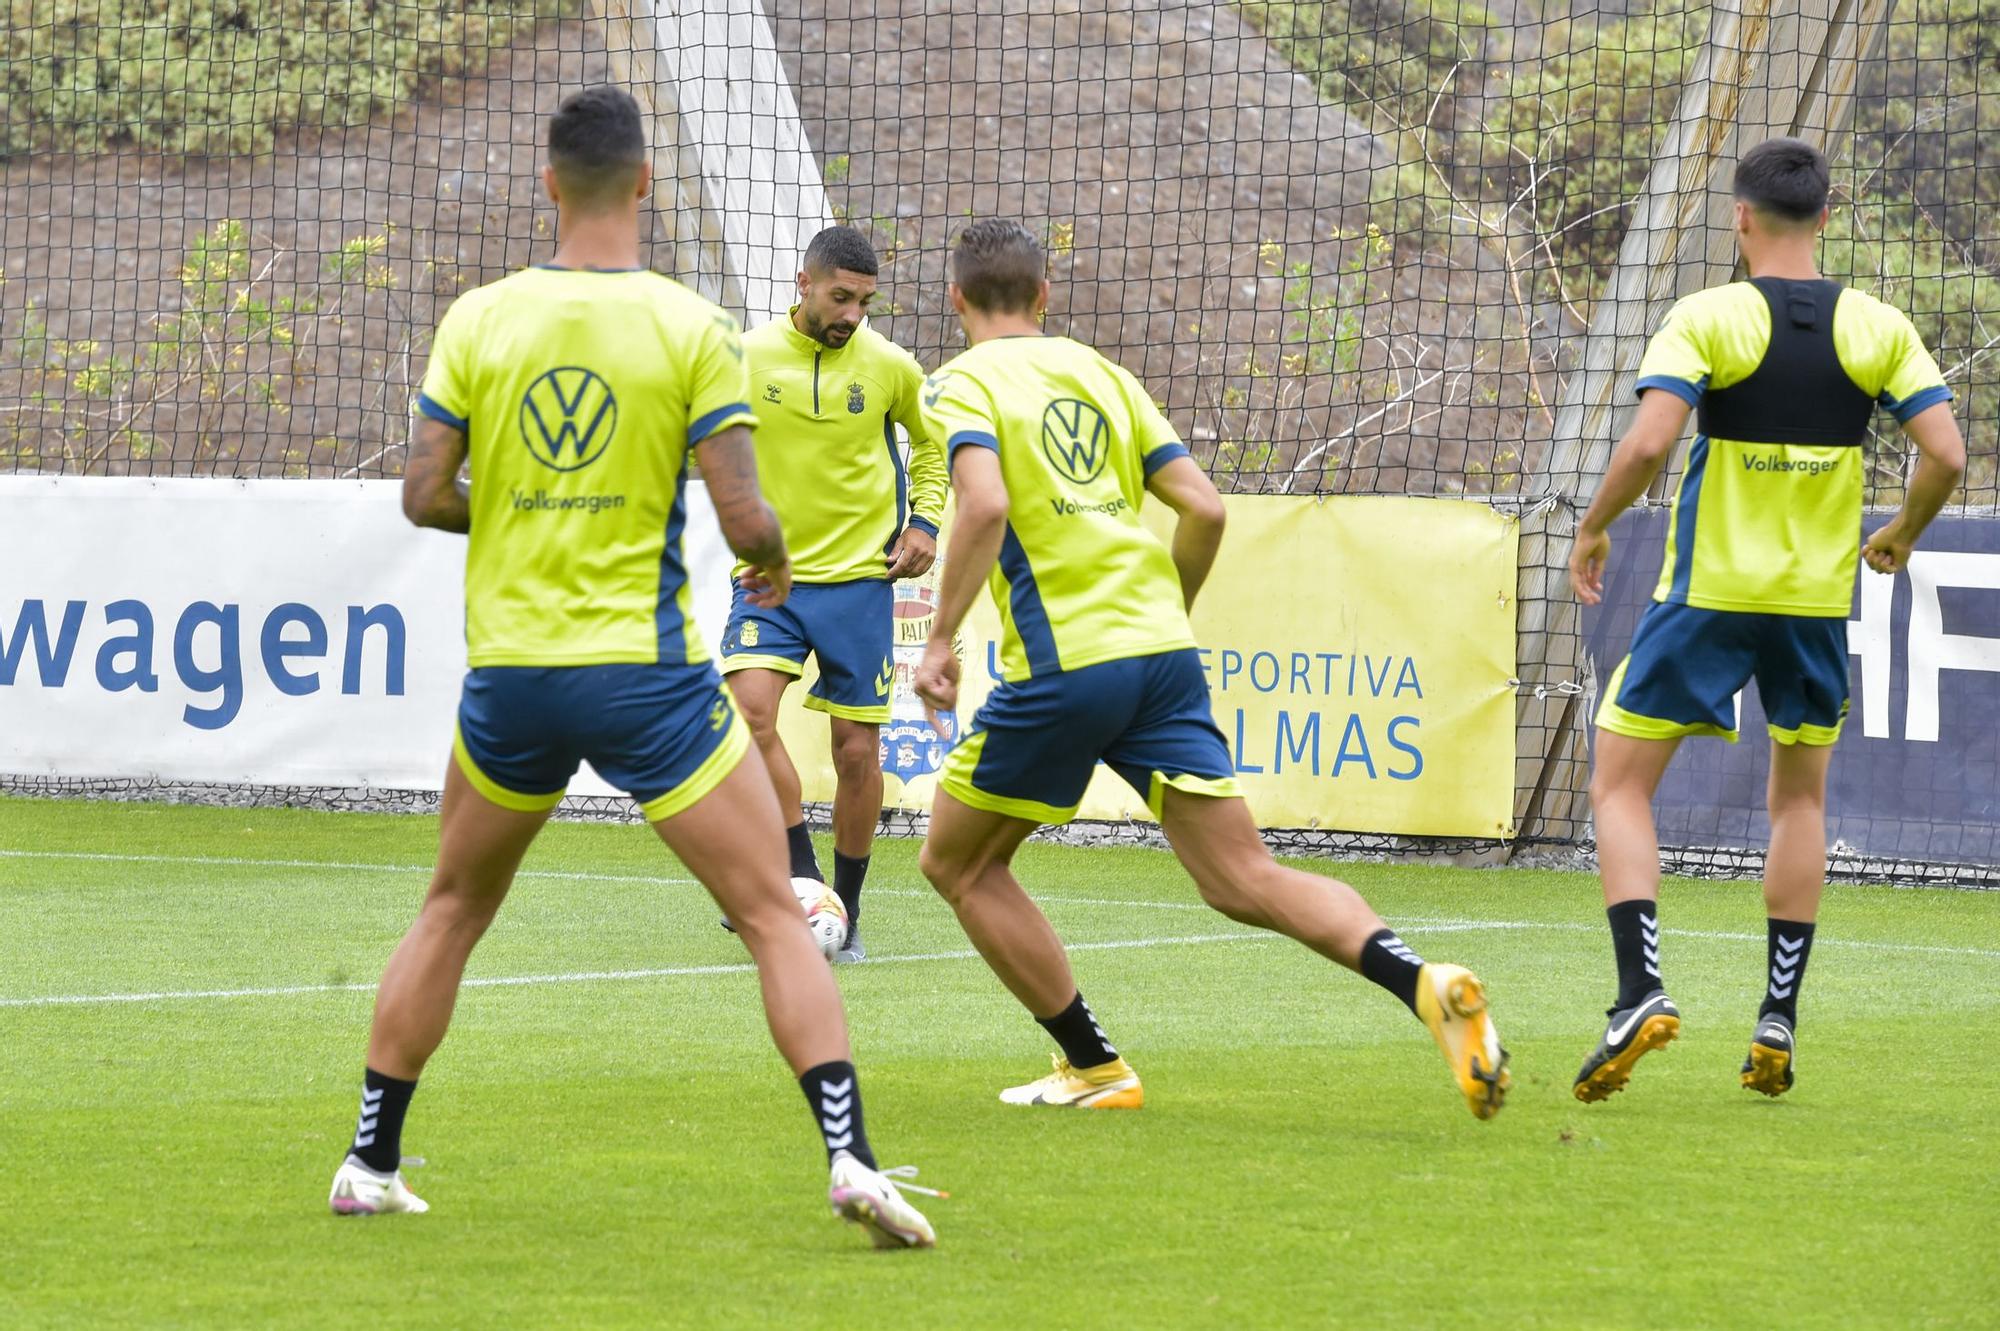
1633,374,1704,406
1143,442,1191,477
906,514,941,538
416,393,468,432
1882,383,1953,423
948,429,1000,456
689,403,756,445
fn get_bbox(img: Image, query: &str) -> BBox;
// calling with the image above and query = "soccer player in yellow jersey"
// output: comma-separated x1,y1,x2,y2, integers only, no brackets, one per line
325,88,933,1248
1567,138,1966,1103
910,220,1509,1121
720,227,946,959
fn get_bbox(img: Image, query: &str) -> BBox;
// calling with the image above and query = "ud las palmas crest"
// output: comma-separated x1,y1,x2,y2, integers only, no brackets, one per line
881,578,951,782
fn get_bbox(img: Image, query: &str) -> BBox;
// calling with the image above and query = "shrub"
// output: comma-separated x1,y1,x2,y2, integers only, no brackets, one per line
3,1,568,158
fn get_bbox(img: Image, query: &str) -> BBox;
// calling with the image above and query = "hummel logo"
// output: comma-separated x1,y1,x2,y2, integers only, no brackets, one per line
820,1094,853,1116
354,1087,385,1147
1641,917,1661,977
822,1077,853,1097
875,659,894,698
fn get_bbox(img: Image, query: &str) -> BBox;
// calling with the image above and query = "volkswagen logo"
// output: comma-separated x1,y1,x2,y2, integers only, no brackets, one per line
519,366,618,471
1040,398,1110,484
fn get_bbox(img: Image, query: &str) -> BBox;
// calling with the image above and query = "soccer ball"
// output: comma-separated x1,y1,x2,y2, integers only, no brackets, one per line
792,876,849,961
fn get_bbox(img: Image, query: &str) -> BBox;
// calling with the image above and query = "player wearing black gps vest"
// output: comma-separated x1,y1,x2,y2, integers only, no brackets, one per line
1567,137,1965,1102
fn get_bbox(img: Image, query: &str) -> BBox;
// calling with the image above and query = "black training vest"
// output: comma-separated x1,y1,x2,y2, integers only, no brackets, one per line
1696,277,1875,447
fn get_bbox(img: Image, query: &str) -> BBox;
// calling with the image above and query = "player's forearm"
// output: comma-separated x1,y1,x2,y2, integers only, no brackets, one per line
697,425,789,567
1170,508,1224,610
1893,450,1964,545
1578,442,1668,536
402,418,471,533
1890,406,1967,544
722,501,788,568
907,436,950,531
928,501,1006,644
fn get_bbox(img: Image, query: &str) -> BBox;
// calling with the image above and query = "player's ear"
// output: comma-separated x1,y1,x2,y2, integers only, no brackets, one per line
798,269,811,301
542,163,560,206
1035,279,1051,318
634,161,653,203
1815,204,1829,236
947,283,967,317
1732,199,1752,237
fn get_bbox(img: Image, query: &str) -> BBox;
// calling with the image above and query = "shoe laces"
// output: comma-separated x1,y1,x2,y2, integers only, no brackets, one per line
878,1165,949,1200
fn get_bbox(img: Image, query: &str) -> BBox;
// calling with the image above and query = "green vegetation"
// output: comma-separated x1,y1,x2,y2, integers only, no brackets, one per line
4,218,439,474
1236,0,1499,130
4,1,568,158
5,796,1998,1327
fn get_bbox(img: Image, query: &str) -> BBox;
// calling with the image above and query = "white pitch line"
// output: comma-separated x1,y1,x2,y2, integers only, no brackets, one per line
0,848,697,888
0,931,1273,1009
5,849,1997,974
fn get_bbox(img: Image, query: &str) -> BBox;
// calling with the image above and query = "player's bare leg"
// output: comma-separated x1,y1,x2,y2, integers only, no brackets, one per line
1575,731,1684,1102
727,667,807,827
1158,787,1508,1119
1592,732,1681,908
656,744,932,1245
721,666,821,929
653,747,850,1073
1743,739,1834,1096
827,716,883,957
368,760,550,1079
1156,786,1386,964
919,790,1141,1107
333,759,550,1214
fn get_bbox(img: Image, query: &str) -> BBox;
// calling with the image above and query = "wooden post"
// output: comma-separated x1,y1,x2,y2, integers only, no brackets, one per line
1513,0,1897,845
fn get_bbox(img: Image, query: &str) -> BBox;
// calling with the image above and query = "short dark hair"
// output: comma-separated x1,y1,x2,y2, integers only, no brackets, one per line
548,86,646,207
952,219,1045,314
802,226,879,277
1734,137,1829,223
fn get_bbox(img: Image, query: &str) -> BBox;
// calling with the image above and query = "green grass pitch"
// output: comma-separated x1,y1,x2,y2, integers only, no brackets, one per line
3,796,1995,1329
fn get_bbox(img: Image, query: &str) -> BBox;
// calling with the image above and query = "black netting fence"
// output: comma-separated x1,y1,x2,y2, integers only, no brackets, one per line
3,1,1995,882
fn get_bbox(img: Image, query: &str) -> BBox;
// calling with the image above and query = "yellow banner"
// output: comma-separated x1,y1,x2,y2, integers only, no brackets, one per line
769,495,1518,838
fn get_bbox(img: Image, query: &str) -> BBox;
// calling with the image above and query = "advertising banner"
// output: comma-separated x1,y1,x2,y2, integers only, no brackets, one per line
1587,508,2000,865
0,477,730,797
774,495,1520,837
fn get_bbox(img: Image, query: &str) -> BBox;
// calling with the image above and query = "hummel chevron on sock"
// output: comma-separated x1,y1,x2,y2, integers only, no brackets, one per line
1036,991,1119,1070
1760,919,1815,1025
349,1067,417,1174
1358,928,1424,1014
832,851,869,926
786,822,822,882
1607,899,1662,1010
800,1060,874,1168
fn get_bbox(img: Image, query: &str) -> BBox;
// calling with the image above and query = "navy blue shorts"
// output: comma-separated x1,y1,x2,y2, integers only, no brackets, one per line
1597,601,1850,746
940,648,1241,824
454,662,749,820
720,580,894,723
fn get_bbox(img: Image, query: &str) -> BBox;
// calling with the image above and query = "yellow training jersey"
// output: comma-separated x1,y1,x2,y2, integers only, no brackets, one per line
921,335,1197,682
1635,278,1950,616
739,315,946,584
416,266,756,667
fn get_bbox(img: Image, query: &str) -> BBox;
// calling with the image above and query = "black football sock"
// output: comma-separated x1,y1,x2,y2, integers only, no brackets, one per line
800,1060,875,1168
349,1067,416,1174
1759,918,1815,1025
1358,928,1425,1014
786,822,821,882
1036,991,1120,1070
1607,899,1663,1010
832,851,869,926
